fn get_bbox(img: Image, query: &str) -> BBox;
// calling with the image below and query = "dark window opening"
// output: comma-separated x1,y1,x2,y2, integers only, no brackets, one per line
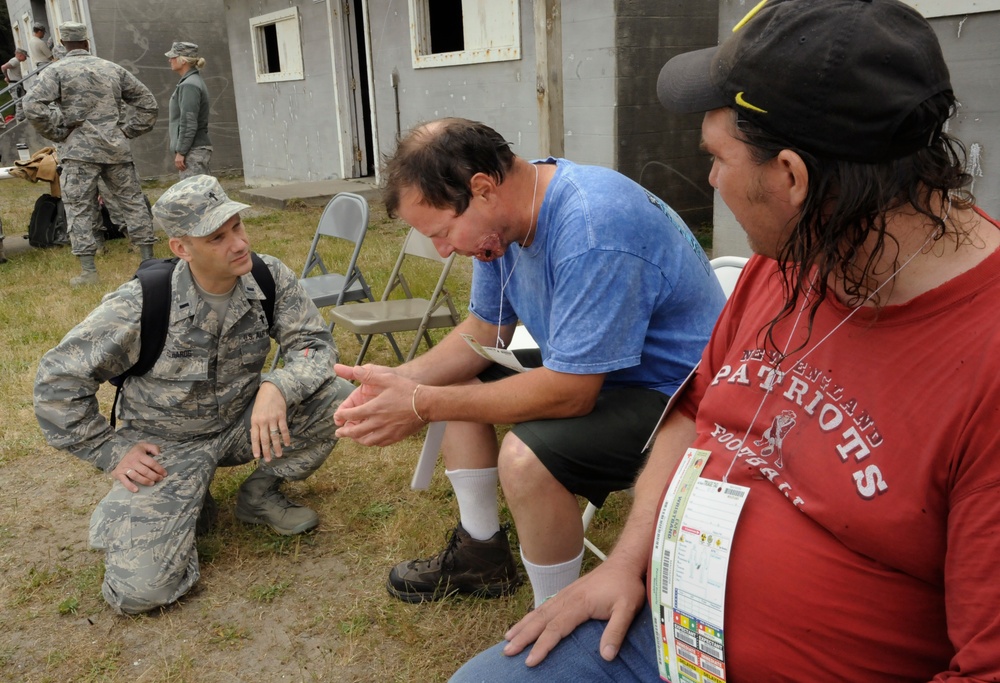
429,0,464,54
261,24,281,73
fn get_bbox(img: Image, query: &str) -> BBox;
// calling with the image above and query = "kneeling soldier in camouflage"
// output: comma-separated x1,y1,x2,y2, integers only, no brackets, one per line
34,174,354,615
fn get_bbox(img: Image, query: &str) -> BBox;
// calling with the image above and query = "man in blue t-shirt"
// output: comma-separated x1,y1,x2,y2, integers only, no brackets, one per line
334,118,725,608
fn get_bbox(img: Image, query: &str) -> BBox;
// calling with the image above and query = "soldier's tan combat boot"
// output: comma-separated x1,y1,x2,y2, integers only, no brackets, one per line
94,230,107,256
70,254,99,287
139,244,154,261
235,469,318,535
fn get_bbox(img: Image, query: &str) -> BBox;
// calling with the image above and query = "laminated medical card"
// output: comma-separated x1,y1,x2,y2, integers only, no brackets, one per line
650,449,749,682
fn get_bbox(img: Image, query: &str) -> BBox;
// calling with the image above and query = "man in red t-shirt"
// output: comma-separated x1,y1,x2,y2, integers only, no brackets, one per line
452,1,1000,681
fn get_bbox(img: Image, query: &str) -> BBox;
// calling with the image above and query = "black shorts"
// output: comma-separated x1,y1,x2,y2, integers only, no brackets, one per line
479,352,670,507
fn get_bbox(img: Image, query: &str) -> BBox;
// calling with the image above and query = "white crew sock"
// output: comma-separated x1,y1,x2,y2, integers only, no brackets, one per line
445,468,500,541
521,546,585,608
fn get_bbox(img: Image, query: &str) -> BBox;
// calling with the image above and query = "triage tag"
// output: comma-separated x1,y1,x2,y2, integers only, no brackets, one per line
461,333,527,372
650,449,749,682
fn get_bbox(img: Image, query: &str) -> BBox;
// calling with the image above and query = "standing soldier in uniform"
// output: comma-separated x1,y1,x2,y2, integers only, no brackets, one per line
1,48,28,122
33,174,354,615
28,23,53,66
22,21,158,286
166,41,213,179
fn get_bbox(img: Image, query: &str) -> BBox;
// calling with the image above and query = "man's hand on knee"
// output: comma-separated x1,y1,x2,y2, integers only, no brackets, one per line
251,381,290,462
502,557,647,666
113,441,166,493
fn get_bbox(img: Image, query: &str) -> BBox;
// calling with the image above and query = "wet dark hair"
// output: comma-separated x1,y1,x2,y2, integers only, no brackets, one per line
383,117,516,218
732,91,974,355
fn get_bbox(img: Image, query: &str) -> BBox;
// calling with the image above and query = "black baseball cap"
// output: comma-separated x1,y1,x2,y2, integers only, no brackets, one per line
656,0,953,163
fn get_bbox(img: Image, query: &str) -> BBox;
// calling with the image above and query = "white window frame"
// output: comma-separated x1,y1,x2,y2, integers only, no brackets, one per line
408,0,520,69
250,7,305,83
19,13,30,51
46,0,64,36
904,0,1000,16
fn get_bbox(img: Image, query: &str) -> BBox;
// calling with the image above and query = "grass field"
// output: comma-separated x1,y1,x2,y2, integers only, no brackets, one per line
0,174,633,682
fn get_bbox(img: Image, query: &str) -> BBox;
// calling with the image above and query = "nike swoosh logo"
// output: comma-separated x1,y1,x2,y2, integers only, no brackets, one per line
735,92,767,114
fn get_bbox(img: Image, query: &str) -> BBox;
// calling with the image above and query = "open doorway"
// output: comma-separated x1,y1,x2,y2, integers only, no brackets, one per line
342,0,374,178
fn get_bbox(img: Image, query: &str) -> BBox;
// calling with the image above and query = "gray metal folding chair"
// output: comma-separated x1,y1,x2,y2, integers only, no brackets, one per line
270,192,374,370
327,228,460,365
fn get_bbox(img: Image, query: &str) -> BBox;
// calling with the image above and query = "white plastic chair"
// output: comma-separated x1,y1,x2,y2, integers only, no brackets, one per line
579,255,749,556
709,255,749,298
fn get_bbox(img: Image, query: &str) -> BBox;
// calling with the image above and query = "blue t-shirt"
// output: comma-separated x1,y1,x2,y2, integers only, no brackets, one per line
469,158,725,395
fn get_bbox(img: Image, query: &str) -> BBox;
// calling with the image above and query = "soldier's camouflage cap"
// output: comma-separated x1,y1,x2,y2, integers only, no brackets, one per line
59,21,89,42
165,41,199,58
152,175,250,238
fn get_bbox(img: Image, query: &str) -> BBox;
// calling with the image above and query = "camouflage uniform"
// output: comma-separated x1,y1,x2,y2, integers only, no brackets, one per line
21,48,157,256
180,146,212,179
167,50,213,180
34,253,354,614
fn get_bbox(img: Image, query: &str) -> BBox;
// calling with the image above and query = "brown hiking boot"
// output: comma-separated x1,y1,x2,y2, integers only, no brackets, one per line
387,524,520,603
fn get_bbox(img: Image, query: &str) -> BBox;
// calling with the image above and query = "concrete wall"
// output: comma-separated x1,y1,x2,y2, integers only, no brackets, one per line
366,0,714,200
938,11,1000,214
560,0,616,167
223,0,342,186
712,1,1000,259
1,0,243,180
218,0,713,211
366,0,545,166
88,0,243,179
614,0,717,231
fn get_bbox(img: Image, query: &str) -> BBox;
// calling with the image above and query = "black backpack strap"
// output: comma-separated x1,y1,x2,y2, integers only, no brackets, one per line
131,258,179,377
108,258,178,427
250,252,276,329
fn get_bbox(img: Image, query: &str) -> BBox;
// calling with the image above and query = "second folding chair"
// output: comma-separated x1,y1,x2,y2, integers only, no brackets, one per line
327,227,460,365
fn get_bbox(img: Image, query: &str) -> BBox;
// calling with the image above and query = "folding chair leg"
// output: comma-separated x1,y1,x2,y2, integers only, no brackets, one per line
355,335,376,365
411,421,446,490
385,332,404,362
354,332,404,365
582,502,608,561
583,537,608,562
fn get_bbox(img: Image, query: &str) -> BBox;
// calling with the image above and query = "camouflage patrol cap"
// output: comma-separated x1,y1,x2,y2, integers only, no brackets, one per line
165,42,199,59
152,175,250,238
59,22,89,42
